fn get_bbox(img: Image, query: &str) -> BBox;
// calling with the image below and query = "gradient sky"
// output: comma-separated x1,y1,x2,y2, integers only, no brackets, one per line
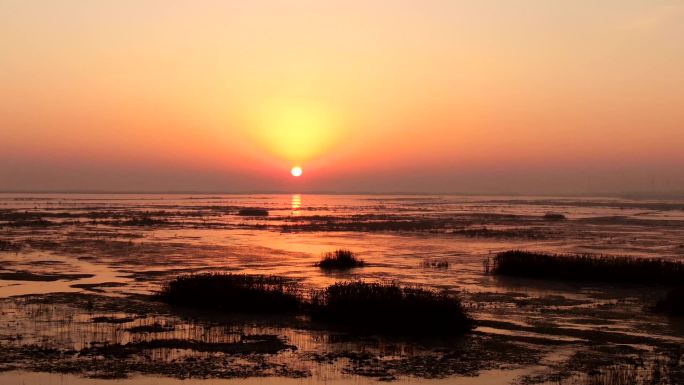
1,1,683,194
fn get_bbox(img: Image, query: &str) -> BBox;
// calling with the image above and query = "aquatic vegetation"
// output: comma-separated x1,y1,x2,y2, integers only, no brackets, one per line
543,212,566,220
0,239,23,252
453,227,550,239
489,250,684,284
5,218,57,227
310,281,473,335
79,335,295,358
422,259,449,269
561,361,674,385
238,208,269,216
0,270,94,282
119,216,168,226
91,316,136,324
3,195,684,382
157,273,302,313
316,249,365,269
70,282,128,293
126,323,174,333
157,274,472,335
654,287,684,316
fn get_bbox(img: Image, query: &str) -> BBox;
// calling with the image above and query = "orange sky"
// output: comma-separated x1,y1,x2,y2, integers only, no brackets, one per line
1,1,683,194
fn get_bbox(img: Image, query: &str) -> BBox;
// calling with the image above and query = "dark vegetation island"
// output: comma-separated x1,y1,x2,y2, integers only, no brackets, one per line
488,250,684,285
157,272,473,335
488,250,684,315
542,212,566,221
316,249,365,269
310,281,472,335
158,273,301,313
237,208,269,216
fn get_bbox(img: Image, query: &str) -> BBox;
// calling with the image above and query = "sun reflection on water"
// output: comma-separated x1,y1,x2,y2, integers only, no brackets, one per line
291,194,301,216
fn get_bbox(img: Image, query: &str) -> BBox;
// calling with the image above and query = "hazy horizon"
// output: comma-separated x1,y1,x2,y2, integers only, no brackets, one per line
2,1,683,194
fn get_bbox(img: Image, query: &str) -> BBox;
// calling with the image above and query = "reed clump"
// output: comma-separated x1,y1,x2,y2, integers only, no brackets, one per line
0,239,23,252
422,260,449,269
121,216,167,226
489,250,684,284
157,274,474,335
316,249,365,269
237,208,269,216
543,212,566,221
158,273,302,313
310,281,473,335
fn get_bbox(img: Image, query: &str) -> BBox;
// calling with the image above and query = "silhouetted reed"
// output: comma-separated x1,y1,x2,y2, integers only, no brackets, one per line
120,216,167,226
316,249,365,269
489,250,684,284
422,260,449,269
238,208,269,216
654,287,684,316
562,360,671,385
310,281,473,335
157,274,473,335
0,239,23,252
543,212,566,221
158,273,302,313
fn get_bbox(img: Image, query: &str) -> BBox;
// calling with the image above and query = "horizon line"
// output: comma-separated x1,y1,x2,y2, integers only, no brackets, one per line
1,190,683,199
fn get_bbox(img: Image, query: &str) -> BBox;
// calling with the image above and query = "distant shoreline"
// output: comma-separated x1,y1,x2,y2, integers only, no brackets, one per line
0,190,683,200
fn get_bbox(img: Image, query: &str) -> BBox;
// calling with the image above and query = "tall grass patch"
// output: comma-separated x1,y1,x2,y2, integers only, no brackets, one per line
316,249,365,269
489,250,684,284
310,281,473,335
158,273,302,313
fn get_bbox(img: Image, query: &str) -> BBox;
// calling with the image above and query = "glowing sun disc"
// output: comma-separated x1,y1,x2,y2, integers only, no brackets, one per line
291,166,303,177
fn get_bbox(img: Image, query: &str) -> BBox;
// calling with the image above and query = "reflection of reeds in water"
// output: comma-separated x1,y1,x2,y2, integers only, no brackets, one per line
654,287,684,315
563,359,673,385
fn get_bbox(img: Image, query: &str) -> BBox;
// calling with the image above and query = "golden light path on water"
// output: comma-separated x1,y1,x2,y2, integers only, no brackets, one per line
291,194,302,216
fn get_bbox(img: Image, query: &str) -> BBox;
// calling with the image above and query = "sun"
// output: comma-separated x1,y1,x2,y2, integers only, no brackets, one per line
290,166,303,177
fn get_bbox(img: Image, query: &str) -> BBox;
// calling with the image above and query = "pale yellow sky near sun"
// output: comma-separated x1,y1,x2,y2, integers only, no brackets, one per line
1,1,683,193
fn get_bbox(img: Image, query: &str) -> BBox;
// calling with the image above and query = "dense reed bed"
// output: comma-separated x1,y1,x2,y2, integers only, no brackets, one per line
237,208,269,216
543,212,566,220
316,249,365,269
489,250,684,284
310,281,473,335
158,273,302,313
158,273,473,335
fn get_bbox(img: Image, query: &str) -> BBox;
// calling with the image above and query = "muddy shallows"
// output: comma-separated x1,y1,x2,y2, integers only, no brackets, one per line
0,292,541,382
1,194,684,384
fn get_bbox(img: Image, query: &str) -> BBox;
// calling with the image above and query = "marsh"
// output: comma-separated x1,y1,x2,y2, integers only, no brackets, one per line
0,194,683,384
